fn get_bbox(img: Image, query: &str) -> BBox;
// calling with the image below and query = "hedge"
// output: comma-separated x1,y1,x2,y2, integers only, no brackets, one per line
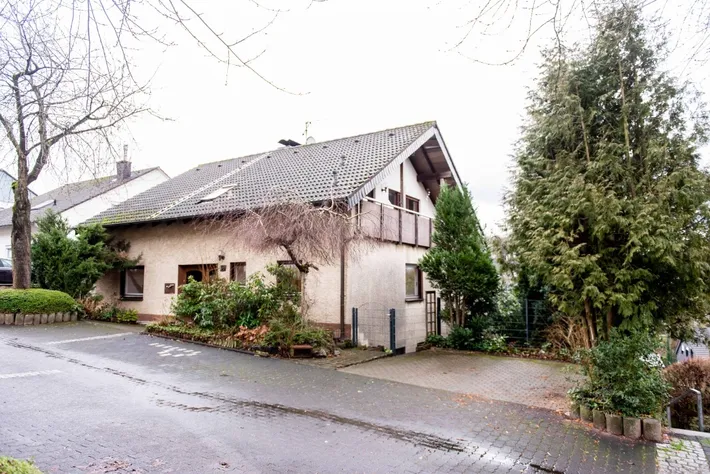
0,457,43,474
0,289,76,314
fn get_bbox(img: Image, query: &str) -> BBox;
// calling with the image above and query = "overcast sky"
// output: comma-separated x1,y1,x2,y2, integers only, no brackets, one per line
14,0,710,235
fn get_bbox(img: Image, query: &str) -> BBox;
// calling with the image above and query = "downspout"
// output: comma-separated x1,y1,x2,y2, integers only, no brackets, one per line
340,243,346,339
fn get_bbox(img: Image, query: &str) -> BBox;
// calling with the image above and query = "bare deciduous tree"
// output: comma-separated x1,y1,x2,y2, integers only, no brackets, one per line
0,0,311,288
0,0,151,288
201,194,374,316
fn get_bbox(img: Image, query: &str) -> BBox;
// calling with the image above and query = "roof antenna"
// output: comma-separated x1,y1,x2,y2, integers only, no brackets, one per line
123,144,128,161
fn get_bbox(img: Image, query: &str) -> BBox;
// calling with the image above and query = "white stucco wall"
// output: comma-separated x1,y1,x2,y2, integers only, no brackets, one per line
61,169,169,227
346,243,434,353
95,221,342,323
372,158,436,217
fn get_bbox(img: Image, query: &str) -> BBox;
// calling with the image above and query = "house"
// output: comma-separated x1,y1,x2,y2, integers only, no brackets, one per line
0,161,169,258
676,329,710,362
92,122,461,353
0,170,36,209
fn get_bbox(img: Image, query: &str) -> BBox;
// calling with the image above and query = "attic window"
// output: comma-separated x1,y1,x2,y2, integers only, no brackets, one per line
199,186,235,203
31,199,55,210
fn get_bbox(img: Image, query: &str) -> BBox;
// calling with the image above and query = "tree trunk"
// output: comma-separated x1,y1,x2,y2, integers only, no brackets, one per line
300,270,308,321
606,307,614,340
12,161,31,289
584,298,597,346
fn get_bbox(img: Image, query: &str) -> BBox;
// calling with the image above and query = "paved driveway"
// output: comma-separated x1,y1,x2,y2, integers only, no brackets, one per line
341,349,581,412
0,322,655,473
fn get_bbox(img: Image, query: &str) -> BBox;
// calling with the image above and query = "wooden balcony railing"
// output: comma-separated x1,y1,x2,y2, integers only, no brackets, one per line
358,198,432,248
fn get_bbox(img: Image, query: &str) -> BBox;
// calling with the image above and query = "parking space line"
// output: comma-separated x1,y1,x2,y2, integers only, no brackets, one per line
0,369,61,379
45,333,133,345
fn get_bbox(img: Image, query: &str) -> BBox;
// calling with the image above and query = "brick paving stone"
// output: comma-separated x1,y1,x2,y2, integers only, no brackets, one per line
341,348,582,412
657,438,710,474
0,323,654,473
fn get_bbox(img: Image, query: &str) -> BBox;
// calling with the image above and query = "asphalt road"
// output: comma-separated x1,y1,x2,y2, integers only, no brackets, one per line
0,322,656,473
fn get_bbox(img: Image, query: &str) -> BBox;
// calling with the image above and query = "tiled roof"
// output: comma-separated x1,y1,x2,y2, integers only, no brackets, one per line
91,122,437,226
0,168,159,227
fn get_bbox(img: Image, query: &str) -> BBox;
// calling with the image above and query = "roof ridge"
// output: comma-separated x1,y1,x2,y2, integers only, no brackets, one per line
194,121,437,169
46,167,156,193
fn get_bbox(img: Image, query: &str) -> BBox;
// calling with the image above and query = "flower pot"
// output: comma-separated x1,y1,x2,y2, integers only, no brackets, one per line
569,402,580,420
606,413,623,435
623,416,642,439
580,405,593,422
593,409,606,430
642,418,662,442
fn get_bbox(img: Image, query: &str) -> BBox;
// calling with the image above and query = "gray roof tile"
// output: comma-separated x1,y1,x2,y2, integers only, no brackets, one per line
0,167,159,227
92,122,436,226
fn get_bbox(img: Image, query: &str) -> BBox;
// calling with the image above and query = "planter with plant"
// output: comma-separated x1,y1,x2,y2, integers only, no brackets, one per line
568,330,669,439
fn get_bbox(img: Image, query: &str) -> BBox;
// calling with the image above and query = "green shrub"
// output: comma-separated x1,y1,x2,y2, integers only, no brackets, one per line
31,211,138,298
573,330,670,417
664,359,710,431
465,316,490,342
293,325,332,348
0,289,76,314
480,331,507,353
146,321,215,343
0,457,43,474
425,333,447,347
171,265,300,330
447,326,478,351
89,305,137,324
115,308,138,324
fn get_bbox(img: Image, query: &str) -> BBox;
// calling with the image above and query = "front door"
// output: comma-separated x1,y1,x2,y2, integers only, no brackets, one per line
425,291,438,336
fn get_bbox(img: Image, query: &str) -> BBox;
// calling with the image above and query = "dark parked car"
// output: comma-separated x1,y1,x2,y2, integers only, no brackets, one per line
0,258,12,285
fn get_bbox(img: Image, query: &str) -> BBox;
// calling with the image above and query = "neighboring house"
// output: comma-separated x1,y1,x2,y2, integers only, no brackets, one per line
92,122,461,353
676,329,710,362
0,169,36,208
0,162,169,258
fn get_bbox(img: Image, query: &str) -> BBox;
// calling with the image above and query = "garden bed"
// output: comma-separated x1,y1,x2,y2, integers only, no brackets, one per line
144,321,336,359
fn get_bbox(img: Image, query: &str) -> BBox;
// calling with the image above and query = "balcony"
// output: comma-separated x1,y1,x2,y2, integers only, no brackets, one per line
358,198,432,248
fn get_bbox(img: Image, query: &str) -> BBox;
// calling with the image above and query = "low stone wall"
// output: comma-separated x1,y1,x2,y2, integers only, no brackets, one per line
0,312,78,326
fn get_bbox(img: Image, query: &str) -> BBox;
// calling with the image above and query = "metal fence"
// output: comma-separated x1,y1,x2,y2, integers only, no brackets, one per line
489,299,554,346
352,304,406,353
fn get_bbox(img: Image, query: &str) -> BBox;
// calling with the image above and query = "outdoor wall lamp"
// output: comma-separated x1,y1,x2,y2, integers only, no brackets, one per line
218,251,225,261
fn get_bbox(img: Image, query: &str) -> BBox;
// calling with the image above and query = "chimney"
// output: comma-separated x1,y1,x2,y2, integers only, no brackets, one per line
117,144,131,179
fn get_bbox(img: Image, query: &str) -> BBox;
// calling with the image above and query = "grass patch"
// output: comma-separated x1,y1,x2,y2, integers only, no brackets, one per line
0,457,43,474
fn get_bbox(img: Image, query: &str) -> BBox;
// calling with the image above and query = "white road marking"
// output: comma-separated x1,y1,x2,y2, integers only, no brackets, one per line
45,333,133,345
0,369,61,379
153,343,201,358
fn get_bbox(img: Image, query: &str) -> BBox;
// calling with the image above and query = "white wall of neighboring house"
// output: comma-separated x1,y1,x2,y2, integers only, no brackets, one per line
61,169,169,227
0,168,169,256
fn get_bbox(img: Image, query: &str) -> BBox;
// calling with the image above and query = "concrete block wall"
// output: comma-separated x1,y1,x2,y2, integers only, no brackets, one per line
0,312,78,326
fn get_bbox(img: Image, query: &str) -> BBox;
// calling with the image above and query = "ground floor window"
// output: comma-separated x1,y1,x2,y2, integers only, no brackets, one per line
121,266,145,299
178,264,217,287
230,262,246,283
405,264,422,301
